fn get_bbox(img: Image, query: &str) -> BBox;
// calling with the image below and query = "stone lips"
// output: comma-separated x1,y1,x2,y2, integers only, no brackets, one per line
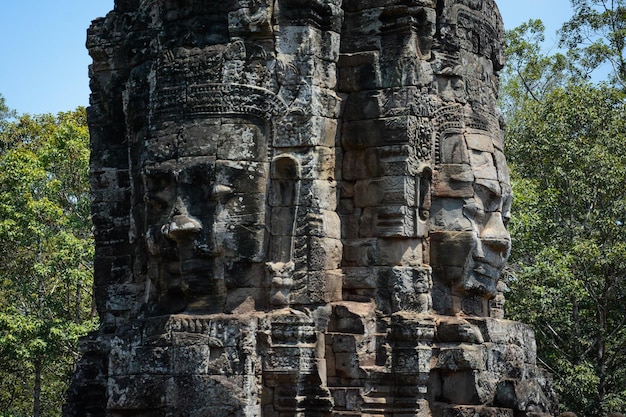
63,0,558,416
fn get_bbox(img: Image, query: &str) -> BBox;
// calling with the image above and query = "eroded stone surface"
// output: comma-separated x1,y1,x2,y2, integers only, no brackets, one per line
64,1,557,416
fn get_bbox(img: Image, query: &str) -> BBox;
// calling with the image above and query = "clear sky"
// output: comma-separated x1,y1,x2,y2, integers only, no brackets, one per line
0,0,573,115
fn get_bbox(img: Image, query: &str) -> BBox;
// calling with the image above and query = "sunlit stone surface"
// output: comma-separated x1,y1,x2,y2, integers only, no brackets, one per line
64,1,557,416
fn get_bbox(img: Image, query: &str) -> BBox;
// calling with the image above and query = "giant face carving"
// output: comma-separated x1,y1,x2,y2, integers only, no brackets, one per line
141,118,269,314
429,128,512,316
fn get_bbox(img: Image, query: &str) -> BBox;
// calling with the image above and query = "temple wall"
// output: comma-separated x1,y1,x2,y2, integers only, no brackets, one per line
64,1,558,416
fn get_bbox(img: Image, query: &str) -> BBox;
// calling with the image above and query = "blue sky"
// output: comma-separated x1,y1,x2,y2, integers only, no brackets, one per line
0,0,572,115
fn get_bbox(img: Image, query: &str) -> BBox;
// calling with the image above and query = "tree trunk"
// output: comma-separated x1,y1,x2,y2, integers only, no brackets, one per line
596,295,608,415
33,358,42,417
572,298,581,361
75,280,82,323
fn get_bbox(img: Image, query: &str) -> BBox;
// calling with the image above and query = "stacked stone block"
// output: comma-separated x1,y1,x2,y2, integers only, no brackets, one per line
64,1,558,417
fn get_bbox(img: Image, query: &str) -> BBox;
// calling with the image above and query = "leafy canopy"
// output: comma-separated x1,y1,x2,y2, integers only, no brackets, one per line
502,14,626,417
560,0,626,89
0,99,96,417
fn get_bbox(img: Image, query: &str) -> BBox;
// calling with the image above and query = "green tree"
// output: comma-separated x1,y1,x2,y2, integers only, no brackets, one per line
499,19,572,116
0,95,16,140
560,0,626,89
0,104,96,417
501,22,626,417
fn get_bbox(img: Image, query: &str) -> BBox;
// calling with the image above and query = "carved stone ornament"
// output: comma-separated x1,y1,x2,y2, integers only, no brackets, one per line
64,1,557,416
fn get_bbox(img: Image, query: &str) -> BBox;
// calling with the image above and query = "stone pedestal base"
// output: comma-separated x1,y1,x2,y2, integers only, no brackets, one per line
65,310,556,417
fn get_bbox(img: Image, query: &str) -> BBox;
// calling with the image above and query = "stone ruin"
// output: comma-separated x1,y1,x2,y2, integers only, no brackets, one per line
64,0,558,416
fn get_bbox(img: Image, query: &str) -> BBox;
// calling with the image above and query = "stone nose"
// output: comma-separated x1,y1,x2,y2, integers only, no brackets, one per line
161,198,202,243
480,212,511,253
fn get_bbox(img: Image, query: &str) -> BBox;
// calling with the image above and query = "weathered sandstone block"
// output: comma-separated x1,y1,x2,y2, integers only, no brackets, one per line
64,1,557,416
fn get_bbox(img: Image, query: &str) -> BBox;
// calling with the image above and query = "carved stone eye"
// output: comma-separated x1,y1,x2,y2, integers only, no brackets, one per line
145,172,173,190
144,193,169,210
473,182,502,213
212,184,233,201
463,201,486,224
179,164,213,185
143,170,176,210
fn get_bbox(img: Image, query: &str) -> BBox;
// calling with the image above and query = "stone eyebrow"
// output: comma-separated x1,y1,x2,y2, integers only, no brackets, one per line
475,179,502,197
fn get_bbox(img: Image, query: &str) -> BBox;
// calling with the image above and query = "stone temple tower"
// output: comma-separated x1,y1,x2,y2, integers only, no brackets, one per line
64,1,558,416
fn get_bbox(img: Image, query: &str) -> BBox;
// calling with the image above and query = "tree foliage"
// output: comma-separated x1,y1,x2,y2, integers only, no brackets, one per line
0,100,96,417
502,17,626,417
560,0,626,89
499,19,573,116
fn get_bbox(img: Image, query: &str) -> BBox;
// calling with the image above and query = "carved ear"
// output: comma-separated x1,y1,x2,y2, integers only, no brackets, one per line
418,165,432,221
269,156,300,263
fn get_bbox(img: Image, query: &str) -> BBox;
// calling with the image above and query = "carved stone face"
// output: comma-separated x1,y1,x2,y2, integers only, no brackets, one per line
430,130,512,316
141,118,269,314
